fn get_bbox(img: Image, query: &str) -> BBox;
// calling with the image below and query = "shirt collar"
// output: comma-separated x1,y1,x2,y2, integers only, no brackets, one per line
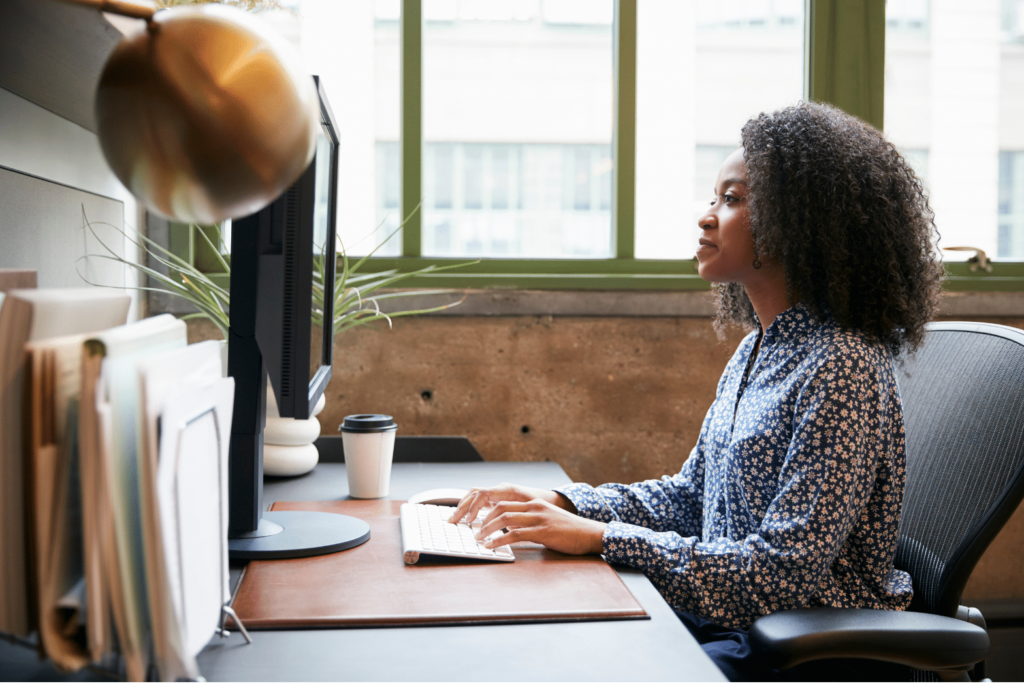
757,302,821,345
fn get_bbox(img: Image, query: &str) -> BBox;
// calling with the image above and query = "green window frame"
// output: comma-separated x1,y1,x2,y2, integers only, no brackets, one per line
170,0,1024,292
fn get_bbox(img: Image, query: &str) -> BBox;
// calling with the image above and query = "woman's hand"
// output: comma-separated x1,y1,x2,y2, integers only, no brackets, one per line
475,499,606,555
448,483,573,524
447,483,605,555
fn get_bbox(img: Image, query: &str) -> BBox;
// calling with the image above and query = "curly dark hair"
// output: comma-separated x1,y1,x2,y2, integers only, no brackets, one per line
713,101,944,358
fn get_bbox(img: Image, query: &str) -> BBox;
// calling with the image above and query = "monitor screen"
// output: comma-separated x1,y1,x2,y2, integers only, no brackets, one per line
309,120,335,388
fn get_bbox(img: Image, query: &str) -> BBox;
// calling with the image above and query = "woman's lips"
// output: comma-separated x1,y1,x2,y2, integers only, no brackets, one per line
697,239,717,254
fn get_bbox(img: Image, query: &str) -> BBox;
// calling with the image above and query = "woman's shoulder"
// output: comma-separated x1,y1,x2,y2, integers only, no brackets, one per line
809,319,889,355
799,319,896,383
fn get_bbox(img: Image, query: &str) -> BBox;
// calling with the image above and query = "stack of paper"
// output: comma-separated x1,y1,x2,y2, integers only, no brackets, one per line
0,288,130,638
80,318,235,680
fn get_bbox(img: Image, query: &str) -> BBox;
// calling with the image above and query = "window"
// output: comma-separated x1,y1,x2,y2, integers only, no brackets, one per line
884,0,1024,260
635,1,804,259
417,1,615,259
173,0,1022,291
1000,151,1024,257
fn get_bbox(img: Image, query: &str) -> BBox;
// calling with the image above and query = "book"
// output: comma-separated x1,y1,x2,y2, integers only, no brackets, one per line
24,333,103,672
0,288,129,637
0,269,36,293
78,314,187,681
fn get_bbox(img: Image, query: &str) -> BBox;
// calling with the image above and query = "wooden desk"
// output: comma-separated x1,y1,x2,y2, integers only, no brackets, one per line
0,460,725,681
196,461,726,682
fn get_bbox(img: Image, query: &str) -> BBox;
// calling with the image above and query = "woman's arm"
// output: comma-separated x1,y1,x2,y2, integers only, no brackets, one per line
447,483,607,554
450,405,713,547
452,337,747,549
554,348,740,536
555,449,707,536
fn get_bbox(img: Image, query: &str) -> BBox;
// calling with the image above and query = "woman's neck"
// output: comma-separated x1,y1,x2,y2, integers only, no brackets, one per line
744,264,791,332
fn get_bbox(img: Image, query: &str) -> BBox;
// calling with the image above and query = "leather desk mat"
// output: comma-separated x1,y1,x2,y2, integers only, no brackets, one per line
231,500,648,629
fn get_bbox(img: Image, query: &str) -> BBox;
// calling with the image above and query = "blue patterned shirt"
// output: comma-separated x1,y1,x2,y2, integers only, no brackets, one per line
558,304,913,630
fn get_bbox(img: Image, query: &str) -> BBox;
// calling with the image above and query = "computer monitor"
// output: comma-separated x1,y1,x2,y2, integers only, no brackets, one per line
226,76,370,558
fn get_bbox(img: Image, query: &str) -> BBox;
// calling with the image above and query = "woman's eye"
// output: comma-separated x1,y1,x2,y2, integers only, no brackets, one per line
724,194,737,203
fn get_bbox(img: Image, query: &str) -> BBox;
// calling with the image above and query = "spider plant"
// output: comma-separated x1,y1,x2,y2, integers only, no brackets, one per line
78,206,475,339
153,0,290,11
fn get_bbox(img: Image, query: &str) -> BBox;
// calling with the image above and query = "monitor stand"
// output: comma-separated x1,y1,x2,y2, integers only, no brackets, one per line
228,511,370,559
225,378,371,560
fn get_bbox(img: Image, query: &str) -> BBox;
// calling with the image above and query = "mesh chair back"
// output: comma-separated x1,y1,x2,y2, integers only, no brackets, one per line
893,322,1024,618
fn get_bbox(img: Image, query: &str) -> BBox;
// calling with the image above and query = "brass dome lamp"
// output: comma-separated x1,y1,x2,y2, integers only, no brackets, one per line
62,0,319,224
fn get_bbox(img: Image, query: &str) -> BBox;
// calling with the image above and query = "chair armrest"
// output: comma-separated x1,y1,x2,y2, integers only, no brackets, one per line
749,608,989,671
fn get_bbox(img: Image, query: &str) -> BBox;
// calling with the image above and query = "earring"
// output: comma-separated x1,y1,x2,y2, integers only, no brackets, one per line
752,251,762,270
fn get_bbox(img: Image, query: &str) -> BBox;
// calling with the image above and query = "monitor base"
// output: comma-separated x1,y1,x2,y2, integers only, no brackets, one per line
228,510,370,560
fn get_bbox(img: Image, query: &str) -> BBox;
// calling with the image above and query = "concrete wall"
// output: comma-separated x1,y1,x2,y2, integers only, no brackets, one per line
323,315,747,487
187,305,1024,602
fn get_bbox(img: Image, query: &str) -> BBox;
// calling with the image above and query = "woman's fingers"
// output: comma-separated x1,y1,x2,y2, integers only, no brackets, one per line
449,488,490,524
480,525,538,549
447,483,536,524
474,499,607,555
476,501,540,539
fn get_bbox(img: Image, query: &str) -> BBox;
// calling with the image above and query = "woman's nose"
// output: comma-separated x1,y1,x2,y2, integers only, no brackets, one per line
698,211,716,231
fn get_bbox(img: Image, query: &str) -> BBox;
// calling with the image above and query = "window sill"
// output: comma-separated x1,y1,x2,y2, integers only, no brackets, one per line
372,289,1024,318
150,288,1024,319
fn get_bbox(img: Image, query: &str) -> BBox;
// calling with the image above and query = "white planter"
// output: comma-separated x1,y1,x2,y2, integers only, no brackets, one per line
263,384,326,477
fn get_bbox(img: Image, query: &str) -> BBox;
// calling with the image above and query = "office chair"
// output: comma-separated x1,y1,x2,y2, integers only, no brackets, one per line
749,321,1024,681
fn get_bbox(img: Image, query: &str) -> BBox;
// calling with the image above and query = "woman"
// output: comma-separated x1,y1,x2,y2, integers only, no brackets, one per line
449,102,943,681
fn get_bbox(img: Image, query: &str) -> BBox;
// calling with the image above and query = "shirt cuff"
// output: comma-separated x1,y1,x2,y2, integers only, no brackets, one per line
600,520,662,566
554,483,619,523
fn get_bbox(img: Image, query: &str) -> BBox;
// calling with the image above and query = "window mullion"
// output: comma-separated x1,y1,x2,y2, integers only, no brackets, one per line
804,0,886,131
613,0,637,260
401,0,423,257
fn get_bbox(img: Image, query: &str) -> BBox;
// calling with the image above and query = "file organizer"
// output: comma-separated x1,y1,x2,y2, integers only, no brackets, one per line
5,324,253,682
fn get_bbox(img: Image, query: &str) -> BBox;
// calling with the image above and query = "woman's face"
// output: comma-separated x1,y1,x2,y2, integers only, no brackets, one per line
695,149,758,285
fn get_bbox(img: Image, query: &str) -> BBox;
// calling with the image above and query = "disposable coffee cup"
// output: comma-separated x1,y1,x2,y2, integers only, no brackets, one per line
340,414,398,499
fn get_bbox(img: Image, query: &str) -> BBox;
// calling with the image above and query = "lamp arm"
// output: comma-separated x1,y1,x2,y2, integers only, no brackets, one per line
52,0,156,21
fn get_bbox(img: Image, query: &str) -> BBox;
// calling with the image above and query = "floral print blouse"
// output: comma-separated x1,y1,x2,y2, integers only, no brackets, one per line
558,303,913,630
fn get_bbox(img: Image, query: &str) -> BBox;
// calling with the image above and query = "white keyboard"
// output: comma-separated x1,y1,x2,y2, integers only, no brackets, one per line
400,502,515,564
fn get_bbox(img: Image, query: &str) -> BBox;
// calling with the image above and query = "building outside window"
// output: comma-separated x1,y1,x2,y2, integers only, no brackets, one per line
1000,151,1024,257
256,0,1024,265
885,0,1024,260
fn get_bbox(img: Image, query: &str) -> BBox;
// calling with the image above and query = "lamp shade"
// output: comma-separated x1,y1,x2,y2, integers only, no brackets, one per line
95,4,318,224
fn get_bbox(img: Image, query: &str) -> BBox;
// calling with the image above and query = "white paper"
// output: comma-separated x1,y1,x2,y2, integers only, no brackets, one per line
156,377,234,664
137,340,226,680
